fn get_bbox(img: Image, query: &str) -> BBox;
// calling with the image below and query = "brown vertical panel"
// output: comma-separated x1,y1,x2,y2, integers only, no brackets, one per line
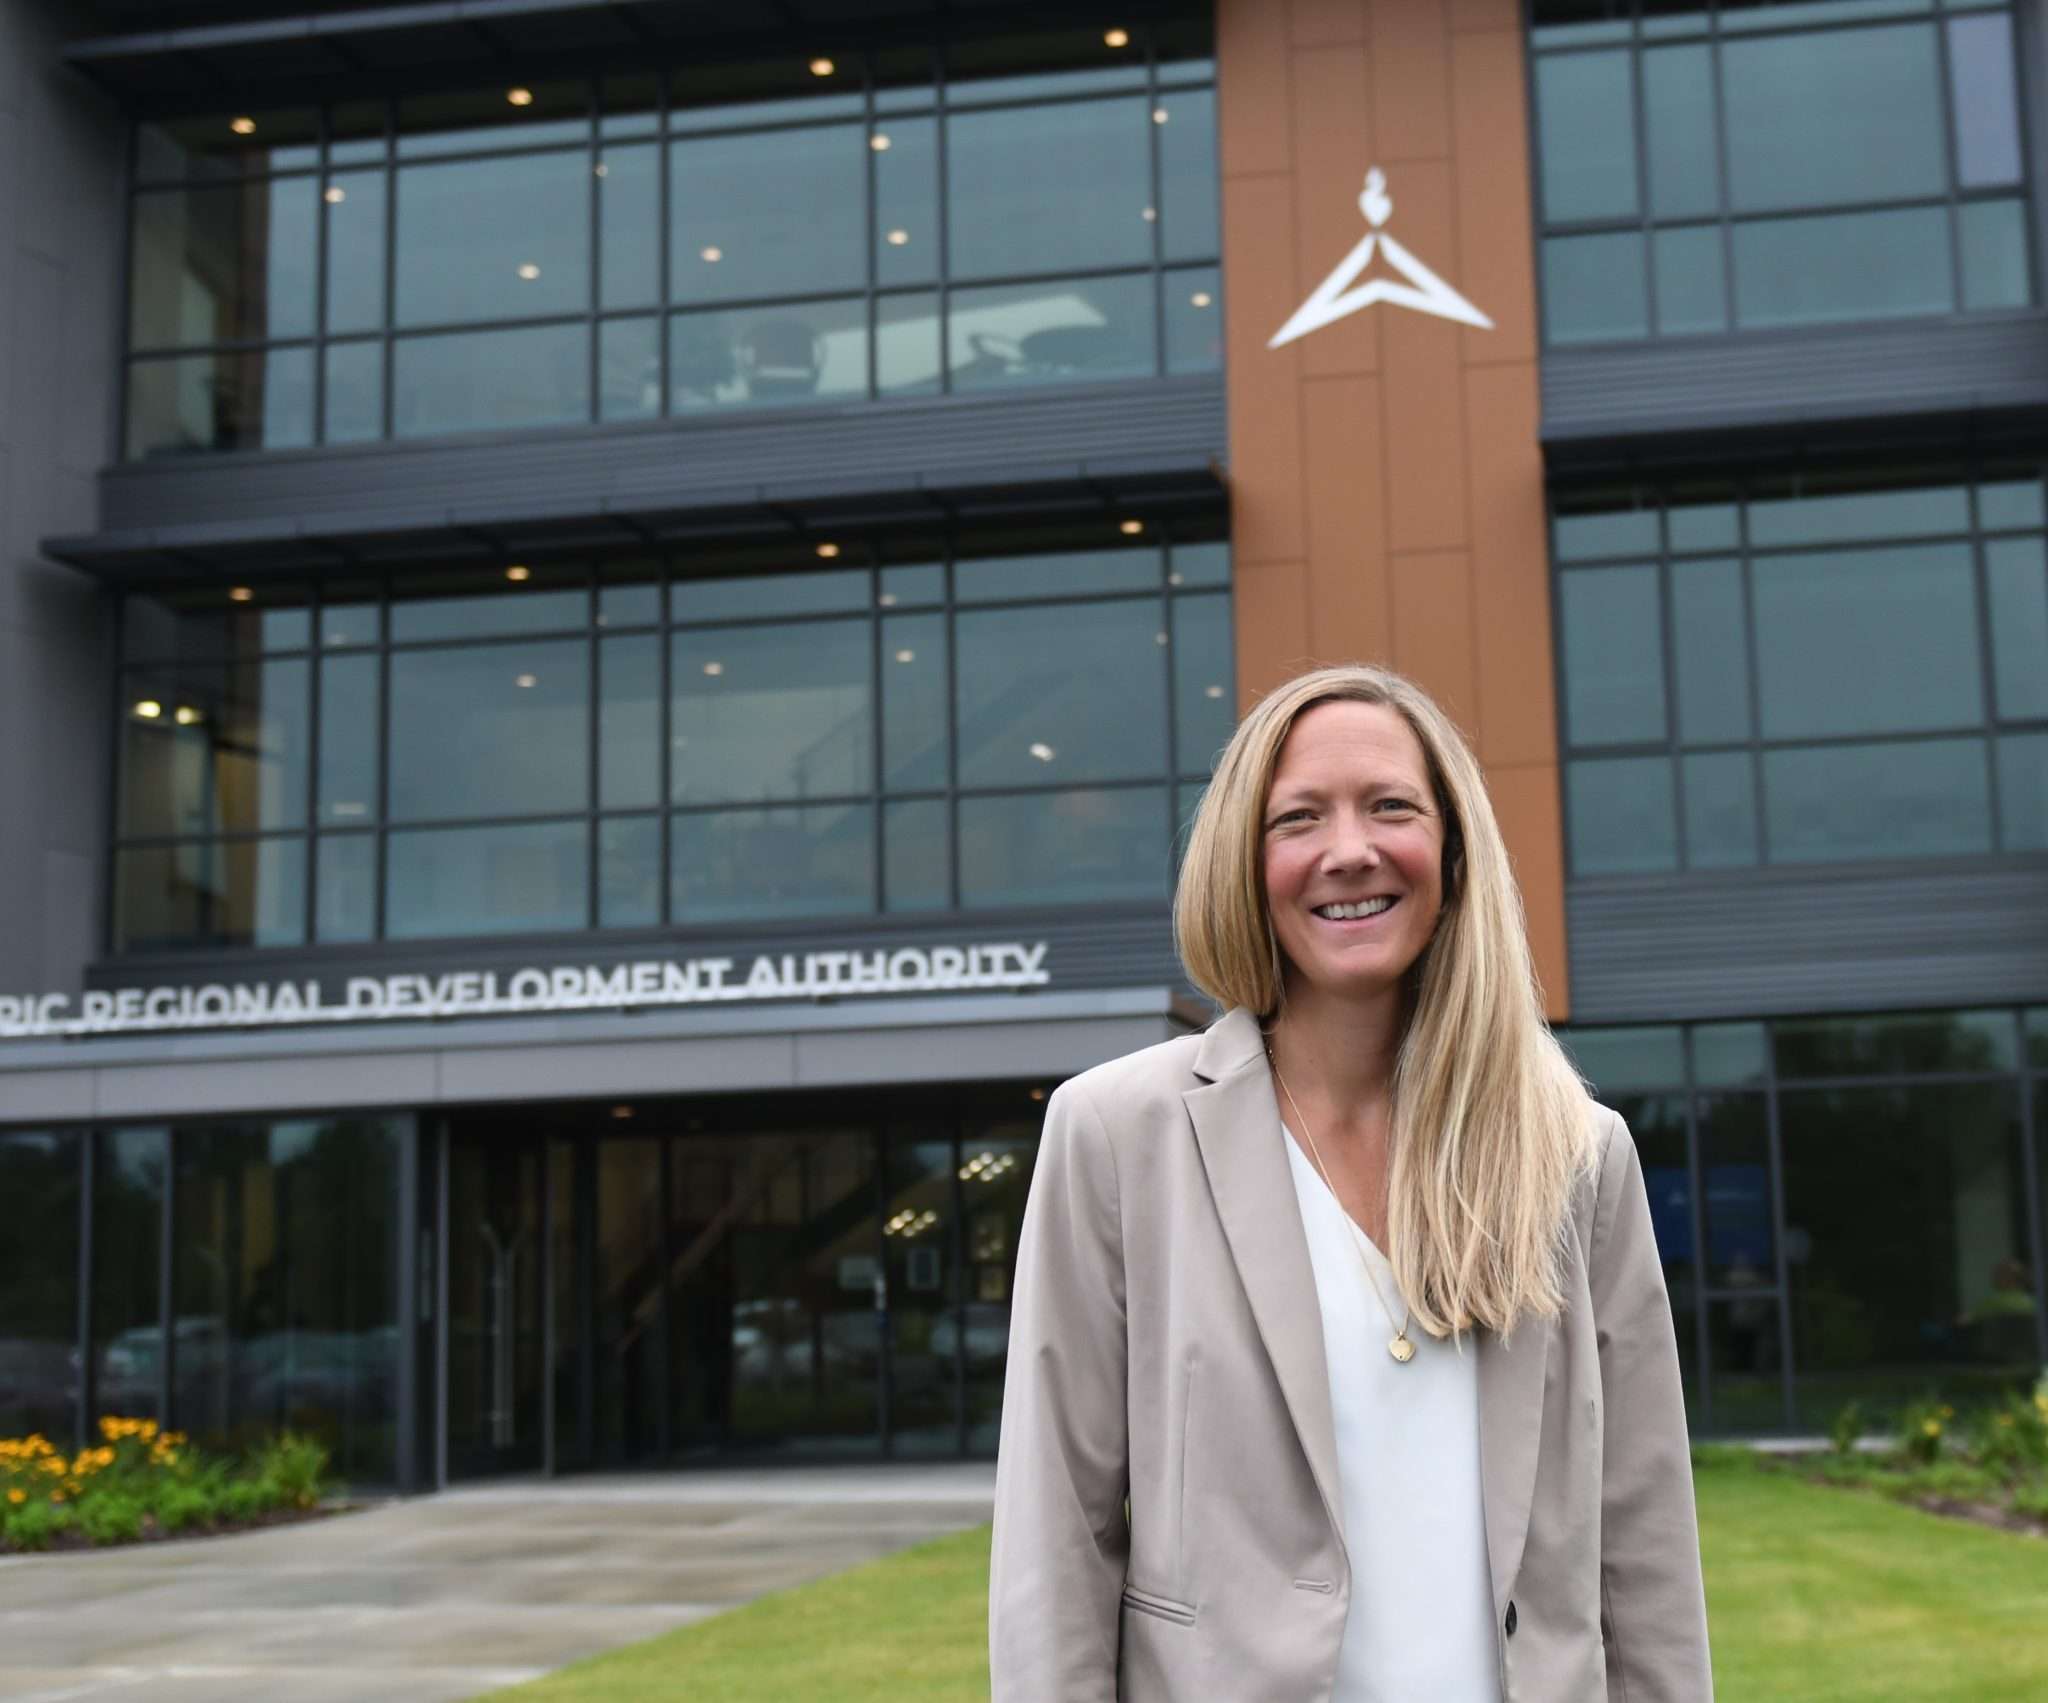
1219,0,1295,177
1290,0,1370,47
1390,548,1477,737
1485,762,1571,1020
1463,362,1555,770
1290,48,1381,379
1302,374,1389,664
1450,0,1520,32
1368,0,1453,163
1451,28,1540,366
1235,559,1315,705
1380,165,1468,554
1223,174,1308,568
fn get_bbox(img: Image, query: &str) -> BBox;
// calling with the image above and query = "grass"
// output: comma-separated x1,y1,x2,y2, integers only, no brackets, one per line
480,1458,2048,1702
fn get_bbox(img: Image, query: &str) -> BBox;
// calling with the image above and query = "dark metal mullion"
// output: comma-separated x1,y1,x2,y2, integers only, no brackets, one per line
944,542,961,907
870,568,887,912
658,560,674,924
1967,484,2011,850
875,1120,894,1456
1546,512,1581,874
1762,1036,1798,1431
541,1135,557,1477
113,121,138,464
434,1116,450,1487
1736,492,1769,865
74,1131,96,1453
588,76,602,425
380,98,398,439
865,66,880,403
157,1127,175,1430
935,74,952,394
2017,1033,2048,1366
1158,543,1178,896
1146,37,1168,376
1934,5,1968,312
314,104,331,441
1708,22,1738,334
949,1099,967,1456
1656,532,1687,869
101,597,127,957
395,1113,421,1490
304,578,324,944
1630,17,1659,332
1681,1032,1714,1435
587,565,602,929
373,572,392,939
655,1133,674,1461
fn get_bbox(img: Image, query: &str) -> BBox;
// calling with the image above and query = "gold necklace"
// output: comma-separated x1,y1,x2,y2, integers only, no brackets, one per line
1266,1044,1417,1365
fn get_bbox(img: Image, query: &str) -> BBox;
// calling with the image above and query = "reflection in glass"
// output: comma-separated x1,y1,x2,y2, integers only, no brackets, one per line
1561,566,1665,745
395,154,591,327
1653,227,1727,335
1959,198,2032,311
93,1129,166,1428
599,815,661,926
874,118,938,287
668,299,867,410
127,348,315,458
947,98,1152,279
599,561,663,628
1946,13,2024,188
317,651,378,825
1554,508,1659,561
949,273,1155,388
1986,538,2048,719
324,172,386,335
599,146,661,310
1776,1008,2018,1079
880,563,945,606
123,583,311,666
396,82,589,157
315,833,374,942
670,127,865,304
121,659,310,838
599,317,661,421
0,1132,81,1442
1610,1098,1692,1328
1752,545,1981,738
876,293,942,395
385,820,587,938
130,181,318,349
883,614,947,791
1747,480,1969,548
596,1139,665,1463
884,798,950,912
445,1127,545,1475
956,546,1157,602
1535,50,1639,222
1671,559,1750,743
1698,1095,1773,1289
1682,752,1759,868
1732,207,1951,329
956,600,1167,787
1568,757,1679,874
1172,593,1235,776
1165,269,1224,373
137,110,320,182
671,621,871,803
959,1105,1038,1452
672,803,874,921
1158,89,1219,263
600,634,661,810
958,787,1167,906
1558,1026,1686,1095
1998,734,2048,851
1543,232,1647,344
388,639,588,820
323,341,382,444
1763,738,1992,862
393,323,589,437
672,568,867,624
885,1133,961,1455
113,837,307,952
1643,45,1719,220
1708,1298,1785,1432
1694,1022,1770,1089
172,1120,399,1483
1979,478,2046,530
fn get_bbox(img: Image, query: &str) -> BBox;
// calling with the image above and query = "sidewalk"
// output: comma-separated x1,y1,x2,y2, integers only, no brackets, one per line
0,1463,998,1703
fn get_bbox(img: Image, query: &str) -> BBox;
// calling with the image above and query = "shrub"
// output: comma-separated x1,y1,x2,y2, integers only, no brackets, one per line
78,1493,146,1547
1971,1391,2048,1482
1829,1401,1865,1457
1897,1396,1954,1466
252,1432,331,1511
154,1481,215,1536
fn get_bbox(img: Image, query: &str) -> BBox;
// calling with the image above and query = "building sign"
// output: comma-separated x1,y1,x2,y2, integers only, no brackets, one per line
1270,167,1494,346
0,941,1051,1041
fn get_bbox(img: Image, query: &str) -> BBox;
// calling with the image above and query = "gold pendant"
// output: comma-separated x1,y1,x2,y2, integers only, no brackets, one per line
1389,1334,1416,1364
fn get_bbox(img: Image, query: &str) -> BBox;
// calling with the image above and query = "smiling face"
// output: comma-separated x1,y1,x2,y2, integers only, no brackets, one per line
1261,699,1447,1010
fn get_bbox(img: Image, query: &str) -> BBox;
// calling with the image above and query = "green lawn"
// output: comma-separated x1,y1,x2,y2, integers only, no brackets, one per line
480,1459,2048,1702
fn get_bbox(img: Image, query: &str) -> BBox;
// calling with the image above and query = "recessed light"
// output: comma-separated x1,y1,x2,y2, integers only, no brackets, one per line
1205,684,1225,700
514,673,538,688
877,592,899,607
516,262,541,281
1104,28,1130,48
594,162,608,178
611,1104,635,1119
173,705,202,726
1119,518,1144,535
1155,631,1170,646
229,116,257,136
870,133,891,152
815,542,840,559
894,648,916,664
133,700,163,719
1030,1084,1049,1100
1141,205,1157,222
809,57,835,76
1153,108,1169,125
1190,291,1213,308
885,228,910,246
703,660,724,677
323,185,346,204
228,586,253,602
507,87,534,107
1028,741,1055,762
700,245,723,263
505,564,531,582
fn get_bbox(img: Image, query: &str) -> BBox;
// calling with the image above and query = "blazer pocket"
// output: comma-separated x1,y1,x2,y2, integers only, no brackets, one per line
1120,1584,1197,1627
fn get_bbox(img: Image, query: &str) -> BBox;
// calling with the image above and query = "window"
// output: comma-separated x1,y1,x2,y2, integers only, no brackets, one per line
112,525,1233,950
1553,468,2048,873
1531,1,2032,344
122,28,1219,457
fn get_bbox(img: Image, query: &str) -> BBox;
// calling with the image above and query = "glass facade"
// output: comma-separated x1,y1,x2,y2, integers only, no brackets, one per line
1531,1,2032,344
1566,1007,2048,1432
122,26,1220,457
1553,466,2048,874
112,527,1232,952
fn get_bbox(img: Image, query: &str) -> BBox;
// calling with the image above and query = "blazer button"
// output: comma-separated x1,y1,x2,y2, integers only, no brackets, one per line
1504,1601,1518,1637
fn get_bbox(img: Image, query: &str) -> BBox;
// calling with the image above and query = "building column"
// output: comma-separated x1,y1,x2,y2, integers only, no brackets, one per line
1215,0,1570,1017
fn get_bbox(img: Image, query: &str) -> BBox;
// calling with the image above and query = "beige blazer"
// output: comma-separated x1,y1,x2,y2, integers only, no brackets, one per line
989,1007,1712,1702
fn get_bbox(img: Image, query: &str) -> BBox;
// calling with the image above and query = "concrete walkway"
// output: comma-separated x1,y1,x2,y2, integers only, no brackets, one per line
0,1464,997,1703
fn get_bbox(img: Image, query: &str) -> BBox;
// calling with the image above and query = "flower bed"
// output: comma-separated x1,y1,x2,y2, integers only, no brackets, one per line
1,1416,336,1552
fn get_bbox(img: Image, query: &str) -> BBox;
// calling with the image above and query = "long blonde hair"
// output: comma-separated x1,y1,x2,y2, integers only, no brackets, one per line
1175,664,1593,1338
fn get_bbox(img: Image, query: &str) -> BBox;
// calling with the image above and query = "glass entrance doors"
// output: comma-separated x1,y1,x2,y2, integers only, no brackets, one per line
446,1127,545,1478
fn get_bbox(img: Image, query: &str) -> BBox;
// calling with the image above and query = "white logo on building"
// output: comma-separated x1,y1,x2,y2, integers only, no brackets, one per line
1269,168,1494,347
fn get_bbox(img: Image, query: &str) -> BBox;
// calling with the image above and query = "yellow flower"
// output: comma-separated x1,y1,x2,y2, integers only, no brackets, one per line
1939,1405,1955,1419
6,1489,23,1505
1921,1419,1942,1437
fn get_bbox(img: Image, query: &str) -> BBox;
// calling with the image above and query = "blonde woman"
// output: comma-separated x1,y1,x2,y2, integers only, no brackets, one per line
989,665,1711,1701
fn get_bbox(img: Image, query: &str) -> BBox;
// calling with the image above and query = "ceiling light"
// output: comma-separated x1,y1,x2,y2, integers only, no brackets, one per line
703,660,724,677
877,592,899,606
885,228,910,246
894,648,916,664
505,564,531,582
809,57,836,76
514,673,538,688
1152,107,1169,125
815,542,840,558
1190,290,1213,308
1030,1085,1048,1100
1141,206,1157,222
516,262,541,281
173,705,202,726
1119,518,1144,535
1167,571,1184,586
700,245,723,263
1104,28,1131,48
323,185,346,204
230,116,257,136
228,586,253,603
331,801,366,818
611,1105,635,1119
133,699,163,718
507,87,534,106
1205,684,1225,699
1028,741,1055,762
594,161,608,178
870,133,891,152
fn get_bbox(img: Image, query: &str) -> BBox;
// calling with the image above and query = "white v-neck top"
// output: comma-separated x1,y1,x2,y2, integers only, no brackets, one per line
1281,1131,1502,1703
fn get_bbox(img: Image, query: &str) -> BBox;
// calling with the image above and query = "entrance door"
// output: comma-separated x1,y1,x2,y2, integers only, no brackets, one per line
446,1127,546,1478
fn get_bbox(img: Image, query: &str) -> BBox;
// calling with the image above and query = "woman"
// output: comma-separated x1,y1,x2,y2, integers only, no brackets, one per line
988,665,1711,1702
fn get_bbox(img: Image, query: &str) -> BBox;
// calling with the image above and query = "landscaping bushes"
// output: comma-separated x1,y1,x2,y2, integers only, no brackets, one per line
0,1416,335,1552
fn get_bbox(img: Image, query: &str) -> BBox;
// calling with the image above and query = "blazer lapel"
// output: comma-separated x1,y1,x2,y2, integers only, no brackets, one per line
1476,1312,1551,1607
1182,1009,1346,1553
